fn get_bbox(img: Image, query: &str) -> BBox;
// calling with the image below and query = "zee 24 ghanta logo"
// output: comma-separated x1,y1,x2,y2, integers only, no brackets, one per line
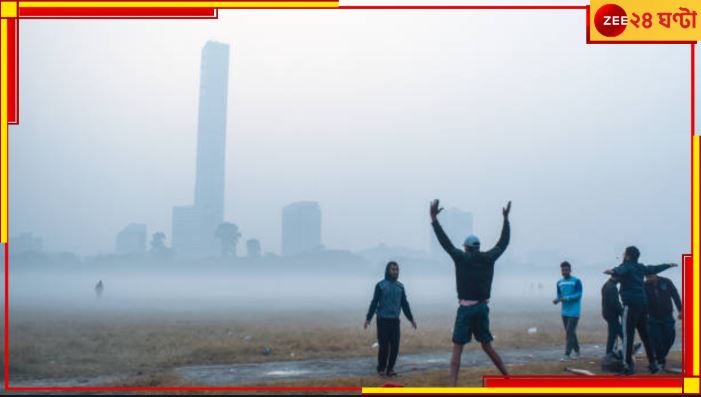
594,3,697,37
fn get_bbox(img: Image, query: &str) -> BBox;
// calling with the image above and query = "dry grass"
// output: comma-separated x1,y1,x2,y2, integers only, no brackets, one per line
2,305,681,384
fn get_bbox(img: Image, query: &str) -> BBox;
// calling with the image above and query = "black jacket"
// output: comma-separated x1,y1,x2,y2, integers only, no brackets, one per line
601,279,623,319
431,218,510,301
645,276,682,319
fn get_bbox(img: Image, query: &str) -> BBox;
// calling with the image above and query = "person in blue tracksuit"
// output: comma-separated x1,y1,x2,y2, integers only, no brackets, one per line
364,261,417,377
603,246,677,375
644,274,682,369
553,261,583,360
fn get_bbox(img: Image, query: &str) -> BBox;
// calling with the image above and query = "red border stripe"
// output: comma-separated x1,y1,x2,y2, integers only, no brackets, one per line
7,19,18,125
683,255,693,375
483,376,683,388
19,7,218,17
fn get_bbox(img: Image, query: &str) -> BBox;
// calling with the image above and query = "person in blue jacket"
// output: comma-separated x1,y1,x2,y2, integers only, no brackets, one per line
553,261,583,361
364,261,417,377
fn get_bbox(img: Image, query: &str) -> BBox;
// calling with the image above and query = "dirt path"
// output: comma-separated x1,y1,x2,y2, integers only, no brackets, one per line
10,342,681,388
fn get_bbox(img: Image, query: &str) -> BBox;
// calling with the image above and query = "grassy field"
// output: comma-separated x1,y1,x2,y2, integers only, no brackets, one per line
5,301,679,382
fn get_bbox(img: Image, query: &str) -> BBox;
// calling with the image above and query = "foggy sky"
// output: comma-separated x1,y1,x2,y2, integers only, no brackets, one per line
10,9,695,265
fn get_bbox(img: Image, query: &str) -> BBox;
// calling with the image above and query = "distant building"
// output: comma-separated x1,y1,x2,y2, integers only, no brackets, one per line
172,41,231,258
115,223,147,255
282,201,322,256
9,233,43,254
430,207,473,257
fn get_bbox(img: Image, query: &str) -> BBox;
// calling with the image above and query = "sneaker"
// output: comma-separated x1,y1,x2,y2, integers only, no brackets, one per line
619,366,635,376
377,370,386,378
386,370,397,377
573,351,581,359
560,354,571,361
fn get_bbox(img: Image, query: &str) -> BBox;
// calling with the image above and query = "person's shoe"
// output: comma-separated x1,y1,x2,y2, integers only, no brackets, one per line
385,370,397,377
649,362,661,374
573,351,581,359
560,354,571,361
377,370,386,377
619,366,635,376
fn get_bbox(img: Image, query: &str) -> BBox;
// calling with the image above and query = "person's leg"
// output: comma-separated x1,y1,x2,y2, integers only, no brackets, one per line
450,343,464,387
647,318,663,365
481,341,508,375
658,318,675,367
606,318,617,354
566,316,580,355
561,316,571,355
377,318,389,374
622,305,636,372
635,308,657,369
386,319,400,374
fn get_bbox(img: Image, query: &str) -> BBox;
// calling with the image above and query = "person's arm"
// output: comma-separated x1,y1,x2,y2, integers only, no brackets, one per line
486,201,511,261
669,280,682,315
553,281,562,304
364,284,381,328
401,288,417,329
430,200,459,257
644,263,677,275
604,262,628,276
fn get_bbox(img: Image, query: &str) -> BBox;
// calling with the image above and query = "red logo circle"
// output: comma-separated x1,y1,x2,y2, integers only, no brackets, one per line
594,4,628,37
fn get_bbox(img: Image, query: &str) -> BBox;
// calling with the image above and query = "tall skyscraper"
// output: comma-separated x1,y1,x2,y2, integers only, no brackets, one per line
173,41,230,258
115,223,147,255
430,207,473,258
282,201,322,256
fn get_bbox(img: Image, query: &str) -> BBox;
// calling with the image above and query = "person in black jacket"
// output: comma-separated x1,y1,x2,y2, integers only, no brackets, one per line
364,261,417,377
644,274,682,369
431,199,511,386
603,246,677,375
601,275,623,357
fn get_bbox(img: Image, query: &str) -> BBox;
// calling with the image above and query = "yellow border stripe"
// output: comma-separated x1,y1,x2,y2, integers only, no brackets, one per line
694,135,700,377
1,19,8,244
362,387,682,394
19,1,337,7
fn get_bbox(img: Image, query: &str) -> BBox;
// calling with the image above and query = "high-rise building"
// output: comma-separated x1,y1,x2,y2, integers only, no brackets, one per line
282,201,322,256
172,41,230,258
430,207,473,257
115,223,147,255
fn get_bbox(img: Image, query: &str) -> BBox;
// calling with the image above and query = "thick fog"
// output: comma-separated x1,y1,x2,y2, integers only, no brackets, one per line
6,10,692,311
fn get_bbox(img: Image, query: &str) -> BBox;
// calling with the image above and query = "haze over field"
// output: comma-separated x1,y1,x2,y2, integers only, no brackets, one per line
7,10,691,311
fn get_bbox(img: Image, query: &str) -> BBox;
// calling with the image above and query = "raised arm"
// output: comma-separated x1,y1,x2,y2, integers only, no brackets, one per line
430,199,458,256
644,263,676,275
485,201,511,260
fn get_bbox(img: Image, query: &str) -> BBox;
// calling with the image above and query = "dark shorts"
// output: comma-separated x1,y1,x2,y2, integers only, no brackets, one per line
452,303,493,345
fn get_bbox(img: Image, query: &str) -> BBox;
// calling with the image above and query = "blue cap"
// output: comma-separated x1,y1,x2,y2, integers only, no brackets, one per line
464,235,480,248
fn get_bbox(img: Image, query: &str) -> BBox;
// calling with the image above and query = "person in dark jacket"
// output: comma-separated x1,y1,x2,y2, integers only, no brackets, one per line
431,199,511,386
644,274,682,369
603,246,677,375
601,275,623,357
364,261,417,377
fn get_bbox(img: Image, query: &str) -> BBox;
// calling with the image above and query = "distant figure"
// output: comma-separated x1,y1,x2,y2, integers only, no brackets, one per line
644,273,682,370
603,246,677,375
431,199,511,386
95,280,104,298
553,261,582,361
364,261,417,378
601,274,624,358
